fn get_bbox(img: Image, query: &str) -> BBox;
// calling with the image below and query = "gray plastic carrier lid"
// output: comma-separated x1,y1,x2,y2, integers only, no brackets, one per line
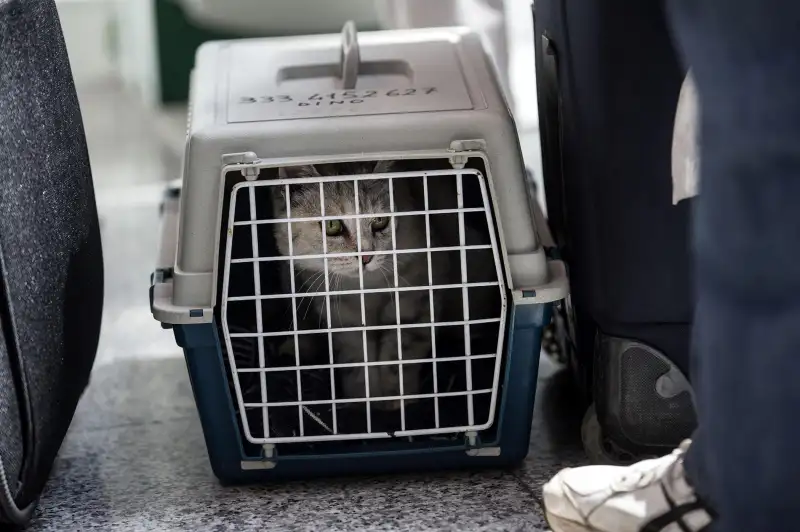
149,23,570,326
227,22,474,122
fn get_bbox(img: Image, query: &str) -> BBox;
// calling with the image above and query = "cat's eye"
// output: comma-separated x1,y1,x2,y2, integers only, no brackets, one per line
325,219,343,236
371,217,390,232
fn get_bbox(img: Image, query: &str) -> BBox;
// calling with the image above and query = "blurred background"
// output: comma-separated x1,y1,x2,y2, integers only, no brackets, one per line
57,0,543,196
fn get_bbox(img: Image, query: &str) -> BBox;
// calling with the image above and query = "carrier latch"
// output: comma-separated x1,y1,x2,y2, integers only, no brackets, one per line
463,431,502,457
448,140,488,169
222,152,260,180
240,444,277,470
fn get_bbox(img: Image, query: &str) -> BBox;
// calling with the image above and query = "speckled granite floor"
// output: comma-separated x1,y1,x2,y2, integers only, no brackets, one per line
25,84,588,532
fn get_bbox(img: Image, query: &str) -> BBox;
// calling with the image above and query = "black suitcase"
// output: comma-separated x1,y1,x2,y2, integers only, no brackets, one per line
533,0,697,463
0,0,103,525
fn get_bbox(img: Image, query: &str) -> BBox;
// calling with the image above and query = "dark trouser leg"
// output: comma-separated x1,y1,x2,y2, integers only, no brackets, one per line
666,1,800,530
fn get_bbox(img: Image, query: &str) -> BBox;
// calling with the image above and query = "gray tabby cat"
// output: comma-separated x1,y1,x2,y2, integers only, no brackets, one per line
272,161,446,408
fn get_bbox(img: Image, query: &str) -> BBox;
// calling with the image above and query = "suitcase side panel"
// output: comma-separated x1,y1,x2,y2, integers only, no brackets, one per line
535,0,692,327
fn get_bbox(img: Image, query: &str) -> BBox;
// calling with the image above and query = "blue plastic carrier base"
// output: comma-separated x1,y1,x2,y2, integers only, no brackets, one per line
174,302,550,484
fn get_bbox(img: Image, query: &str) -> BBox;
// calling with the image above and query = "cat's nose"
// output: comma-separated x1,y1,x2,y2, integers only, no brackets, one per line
361,254,373,265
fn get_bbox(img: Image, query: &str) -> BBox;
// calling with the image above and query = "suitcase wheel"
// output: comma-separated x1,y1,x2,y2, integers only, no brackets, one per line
581,404,658,465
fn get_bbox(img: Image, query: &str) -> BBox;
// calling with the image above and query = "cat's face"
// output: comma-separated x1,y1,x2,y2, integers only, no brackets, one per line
273,162,399,280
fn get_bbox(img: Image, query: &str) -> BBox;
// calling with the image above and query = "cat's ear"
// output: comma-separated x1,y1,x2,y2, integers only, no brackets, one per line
278,165,321,180
373,160,395,174
278,183,308,205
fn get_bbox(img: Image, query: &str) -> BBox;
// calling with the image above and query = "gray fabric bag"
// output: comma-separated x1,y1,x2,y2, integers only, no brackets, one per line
0,0,103,526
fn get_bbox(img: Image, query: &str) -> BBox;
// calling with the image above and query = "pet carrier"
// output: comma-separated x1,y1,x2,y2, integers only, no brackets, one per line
151,22,568,483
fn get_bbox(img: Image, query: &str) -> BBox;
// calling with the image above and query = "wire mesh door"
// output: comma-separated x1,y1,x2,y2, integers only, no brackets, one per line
221,166,508,444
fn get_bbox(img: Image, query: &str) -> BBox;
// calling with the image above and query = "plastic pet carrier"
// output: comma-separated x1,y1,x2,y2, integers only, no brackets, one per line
533,1,697,463
151,23,568,482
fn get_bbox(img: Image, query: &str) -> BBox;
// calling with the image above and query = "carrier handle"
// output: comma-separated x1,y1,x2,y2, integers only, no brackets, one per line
339,20,360,89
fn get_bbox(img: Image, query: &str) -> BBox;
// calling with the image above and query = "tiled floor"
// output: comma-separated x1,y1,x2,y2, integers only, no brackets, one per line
26,84,588,531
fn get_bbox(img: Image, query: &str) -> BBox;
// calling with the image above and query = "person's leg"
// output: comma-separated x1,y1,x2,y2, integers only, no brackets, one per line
668,0,800,529
543,1,800,531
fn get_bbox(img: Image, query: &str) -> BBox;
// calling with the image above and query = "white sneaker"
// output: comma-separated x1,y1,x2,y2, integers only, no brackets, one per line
542,441,715,532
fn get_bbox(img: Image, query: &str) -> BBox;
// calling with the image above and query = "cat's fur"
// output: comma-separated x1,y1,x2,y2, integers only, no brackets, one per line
272,161,447,407
273,161,497,408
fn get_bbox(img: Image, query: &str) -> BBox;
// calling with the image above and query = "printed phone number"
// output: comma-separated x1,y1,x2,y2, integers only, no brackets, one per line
238,87,439,106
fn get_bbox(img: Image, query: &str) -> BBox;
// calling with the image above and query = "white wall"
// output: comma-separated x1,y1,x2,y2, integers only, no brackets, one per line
177,0,380,35
56,0,118,88
56,0,160,108
506,0,538,130
114,0,160,108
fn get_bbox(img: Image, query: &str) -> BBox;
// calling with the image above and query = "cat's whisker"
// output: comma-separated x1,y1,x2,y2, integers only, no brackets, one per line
294,271,324,324
296,269,321,292
396,272,413,288
293,271,320,305
301,273,328,322
319,272,333,329
378,266,398,313
290,270,319,309
305,271,325,296
318,271,331,329
335,275,343,329
378,266,391,291
378,266,391,288
329,274,338,329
